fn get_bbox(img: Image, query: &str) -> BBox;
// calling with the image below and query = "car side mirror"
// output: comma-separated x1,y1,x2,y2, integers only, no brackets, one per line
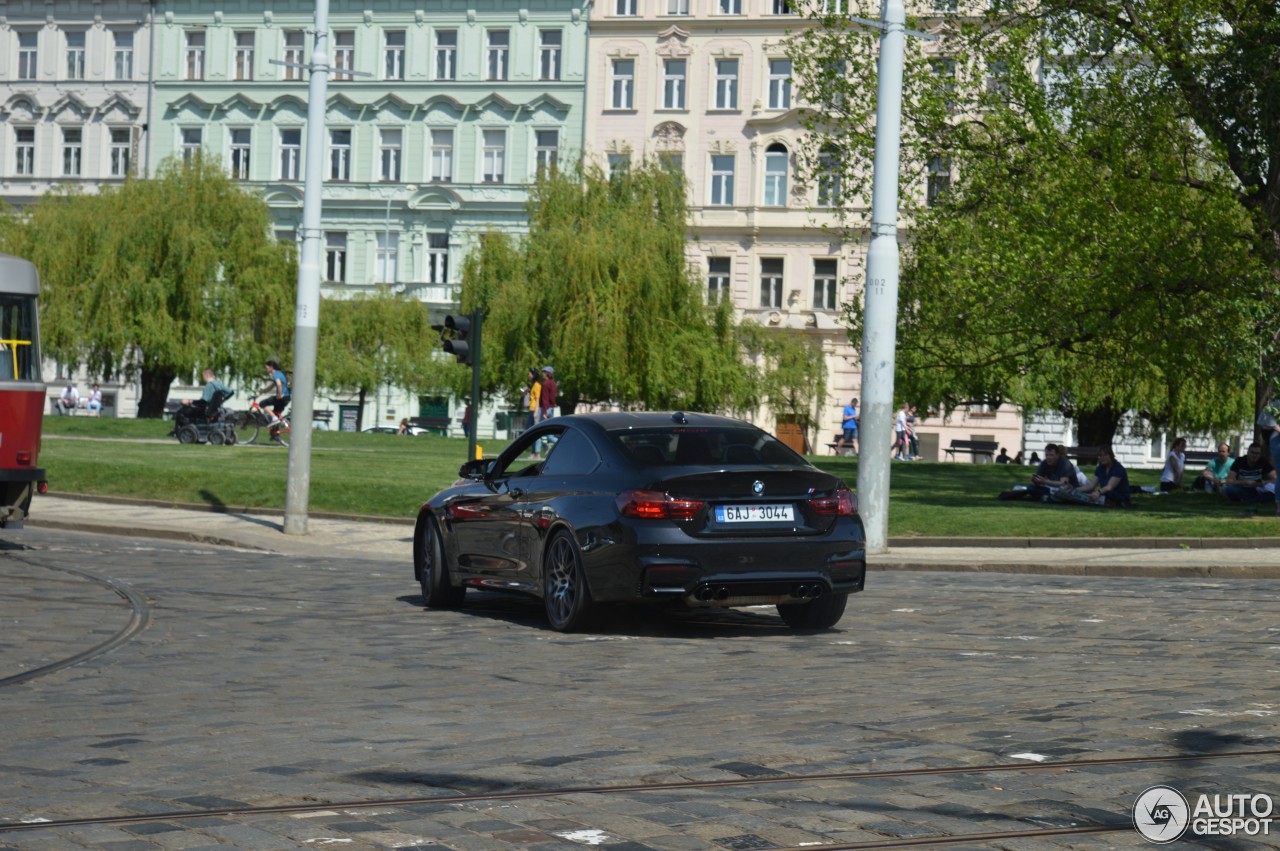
459,458,490,481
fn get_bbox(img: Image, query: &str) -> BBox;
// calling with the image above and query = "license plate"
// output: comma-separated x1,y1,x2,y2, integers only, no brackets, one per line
715,504,794,523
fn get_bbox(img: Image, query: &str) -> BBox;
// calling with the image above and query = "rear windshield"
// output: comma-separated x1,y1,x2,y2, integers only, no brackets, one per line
607,426,808,468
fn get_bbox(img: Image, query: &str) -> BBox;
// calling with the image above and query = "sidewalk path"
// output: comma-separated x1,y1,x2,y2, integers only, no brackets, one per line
18,494,1280,578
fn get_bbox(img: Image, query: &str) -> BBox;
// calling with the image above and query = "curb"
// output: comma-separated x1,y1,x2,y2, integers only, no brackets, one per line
44,491,416,526
867,561,1280,580
26,518,268,552
887,536,1280,549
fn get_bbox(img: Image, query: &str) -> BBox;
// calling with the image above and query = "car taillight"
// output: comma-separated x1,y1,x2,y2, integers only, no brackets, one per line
16,451,32,467
810,486,857,516
617,490,704,521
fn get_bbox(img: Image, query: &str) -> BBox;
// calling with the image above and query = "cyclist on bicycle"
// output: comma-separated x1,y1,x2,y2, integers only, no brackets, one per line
259,359,291,441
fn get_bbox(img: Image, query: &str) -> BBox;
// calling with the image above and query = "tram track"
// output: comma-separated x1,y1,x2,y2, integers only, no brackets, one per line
0,556,151,688
2,748,1275,839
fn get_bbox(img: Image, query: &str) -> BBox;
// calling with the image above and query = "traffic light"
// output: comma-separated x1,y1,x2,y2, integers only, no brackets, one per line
437,313,473,365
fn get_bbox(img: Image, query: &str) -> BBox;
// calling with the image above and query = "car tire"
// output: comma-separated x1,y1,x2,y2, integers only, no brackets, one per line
417,515,464,609
777,592,848,631
542,530,594,632
176,425,200,445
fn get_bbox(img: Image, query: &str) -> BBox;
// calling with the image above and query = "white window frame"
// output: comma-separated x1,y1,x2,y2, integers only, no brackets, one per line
384,30,405,80
927,156,951,206
760,258,784,309
185,30,205,81
113,31,134,80
611,59,635,110
666,0,690,13
772,0,794,13
380,128,402,182
435,30,457,80
539,30,562,81
763,144,789,207
714,59,739,110
283,30,305,81
662,59,687,110
65,31,86,80
710,155,735,206
816,152,840,207
15,128,36,176
426,233,449,284
717,0,743,14
18,32,38,80
181,127,202,162
707,257,731,303
333,30,354,81
487,30,509,81
325,232,347,282
813,259,838,310
230,128,251,179
482,129,506,183
279,128,302,180
330,129,352,181
768,59,792,110
375,232,398,283
62,127,83,176
109,127,131,177
430,128,454,182
614,0,637,14
234,30,255,81
535,129,559,176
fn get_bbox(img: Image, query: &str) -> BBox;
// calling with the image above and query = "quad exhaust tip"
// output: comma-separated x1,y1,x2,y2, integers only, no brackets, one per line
792,584,825,600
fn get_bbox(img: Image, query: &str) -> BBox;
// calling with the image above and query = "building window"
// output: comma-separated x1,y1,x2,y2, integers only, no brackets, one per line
18,32,38,80
185,30,205,80
763,143,788,206
760,258,784,309
430,128,453,181
114,31,134,79
772,0,794,13
667,0,690,13
710,154,735,206
927,156,951,206
280,128,301,180
539,30,562,81
435,30,457,80
931,58,957,109
380,129,401,182
986,60,1009,96
482,129,505,183
234,31,254,80
230,128,251,179
768,59,792,109
535,129,560,176
62,127,82,176
816,150,840,207
333,30,354,81
659,151,684,177
714,59,739,109
15,128,35,176
426,233,449,284
384,30,405,80
718,0,743,14
330,129,351,181
813,259,838,310
708,257,731,303
607,152,630,178
611,59,635,110
820,0,848,11
283,30,305,80
110,128,131,176
487,30,509,81
376,232,398,283
933,0,959,12
181,127,202,162
65,31,86,79
615,0,637,14
325,232,347,282
663,60,687,110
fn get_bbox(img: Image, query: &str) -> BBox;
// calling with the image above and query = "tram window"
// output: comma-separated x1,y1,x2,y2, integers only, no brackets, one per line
0,295,40,381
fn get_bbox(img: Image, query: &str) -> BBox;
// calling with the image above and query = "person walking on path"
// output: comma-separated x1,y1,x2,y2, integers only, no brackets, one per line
532,366,557,459
837,397,859,456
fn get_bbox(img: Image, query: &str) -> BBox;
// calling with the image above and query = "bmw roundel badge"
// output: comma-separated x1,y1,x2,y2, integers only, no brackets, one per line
752,480,765,496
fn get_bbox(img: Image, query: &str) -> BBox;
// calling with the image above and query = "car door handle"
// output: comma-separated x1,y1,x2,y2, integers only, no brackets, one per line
509,487,526,499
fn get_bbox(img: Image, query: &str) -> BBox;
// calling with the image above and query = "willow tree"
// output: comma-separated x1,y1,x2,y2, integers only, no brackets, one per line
463,160,774,416
315,286,455,430
788,0,1280,446
7,154,296,417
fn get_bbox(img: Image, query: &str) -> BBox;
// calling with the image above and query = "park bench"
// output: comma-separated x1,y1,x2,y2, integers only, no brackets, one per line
312,409,334,429
942,439,998,462
1182,449,1219,465
825,432,853,455
1062,446,1100,465
410,415,452,436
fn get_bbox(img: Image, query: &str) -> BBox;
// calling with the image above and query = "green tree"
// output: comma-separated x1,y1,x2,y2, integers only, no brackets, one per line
5,155,296,417
788,0,1280,445
463,160,822,422
315,287,455,430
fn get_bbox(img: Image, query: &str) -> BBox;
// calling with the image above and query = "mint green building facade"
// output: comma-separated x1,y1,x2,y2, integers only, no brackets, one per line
150,0,588,308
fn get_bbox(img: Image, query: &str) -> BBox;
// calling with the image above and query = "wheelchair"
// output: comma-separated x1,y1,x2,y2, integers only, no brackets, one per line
171,389,237,445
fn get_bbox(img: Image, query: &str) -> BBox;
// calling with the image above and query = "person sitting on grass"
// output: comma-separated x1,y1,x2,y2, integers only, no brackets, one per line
1071,446,1132,508
1223,442,1276,506
1160,436,1187,492
1191,443,1234,493
1028,443,1076,500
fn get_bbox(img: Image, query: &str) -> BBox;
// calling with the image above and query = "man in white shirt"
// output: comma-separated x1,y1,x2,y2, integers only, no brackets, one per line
58,382,79,415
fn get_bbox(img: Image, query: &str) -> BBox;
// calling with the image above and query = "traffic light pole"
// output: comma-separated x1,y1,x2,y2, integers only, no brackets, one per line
467,308,482,463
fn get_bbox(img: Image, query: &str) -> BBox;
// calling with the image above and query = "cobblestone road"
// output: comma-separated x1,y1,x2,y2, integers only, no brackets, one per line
2,529,1277,850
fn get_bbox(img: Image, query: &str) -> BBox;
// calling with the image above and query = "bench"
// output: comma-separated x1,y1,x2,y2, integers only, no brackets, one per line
1182,450,1219,465
825,432,855,455
410,415,452,436
943,439,998,462
312,409,334,429
1062,446,1100,465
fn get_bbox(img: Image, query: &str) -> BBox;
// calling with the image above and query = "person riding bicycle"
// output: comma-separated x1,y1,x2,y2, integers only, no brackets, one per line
258,359,291,441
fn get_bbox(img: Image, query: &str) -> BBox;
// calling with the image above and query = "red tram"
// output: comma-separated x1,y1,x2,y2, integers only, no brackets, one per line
1,253,48,528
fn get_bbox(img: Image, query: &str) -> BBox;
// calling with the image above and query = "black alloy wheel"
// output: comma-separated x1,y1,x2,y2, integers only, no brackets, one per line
417,515,465,609
543,529,594,632
777,592,849,631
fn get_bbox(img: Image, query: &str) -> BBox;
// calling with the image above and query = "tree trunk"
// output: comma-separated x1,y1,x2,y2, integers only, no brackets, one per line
559,393,577,416
356,387,367,432
136,366,177,419
1074,402,1124,449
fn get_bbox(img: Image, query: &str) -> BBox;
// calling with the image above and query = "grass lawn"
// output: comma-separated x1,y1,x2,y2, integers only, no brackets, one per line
38,416,1280,538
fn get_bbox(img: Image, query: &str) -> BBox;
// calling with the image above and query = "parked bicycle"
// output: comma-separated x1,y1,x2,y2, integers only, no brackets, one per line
235,396,291,447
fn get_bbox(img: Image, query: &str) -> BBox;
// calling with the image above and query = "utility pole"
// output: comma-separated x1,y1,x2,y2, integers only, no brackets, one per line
281,0,331,536
853,0,935,553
